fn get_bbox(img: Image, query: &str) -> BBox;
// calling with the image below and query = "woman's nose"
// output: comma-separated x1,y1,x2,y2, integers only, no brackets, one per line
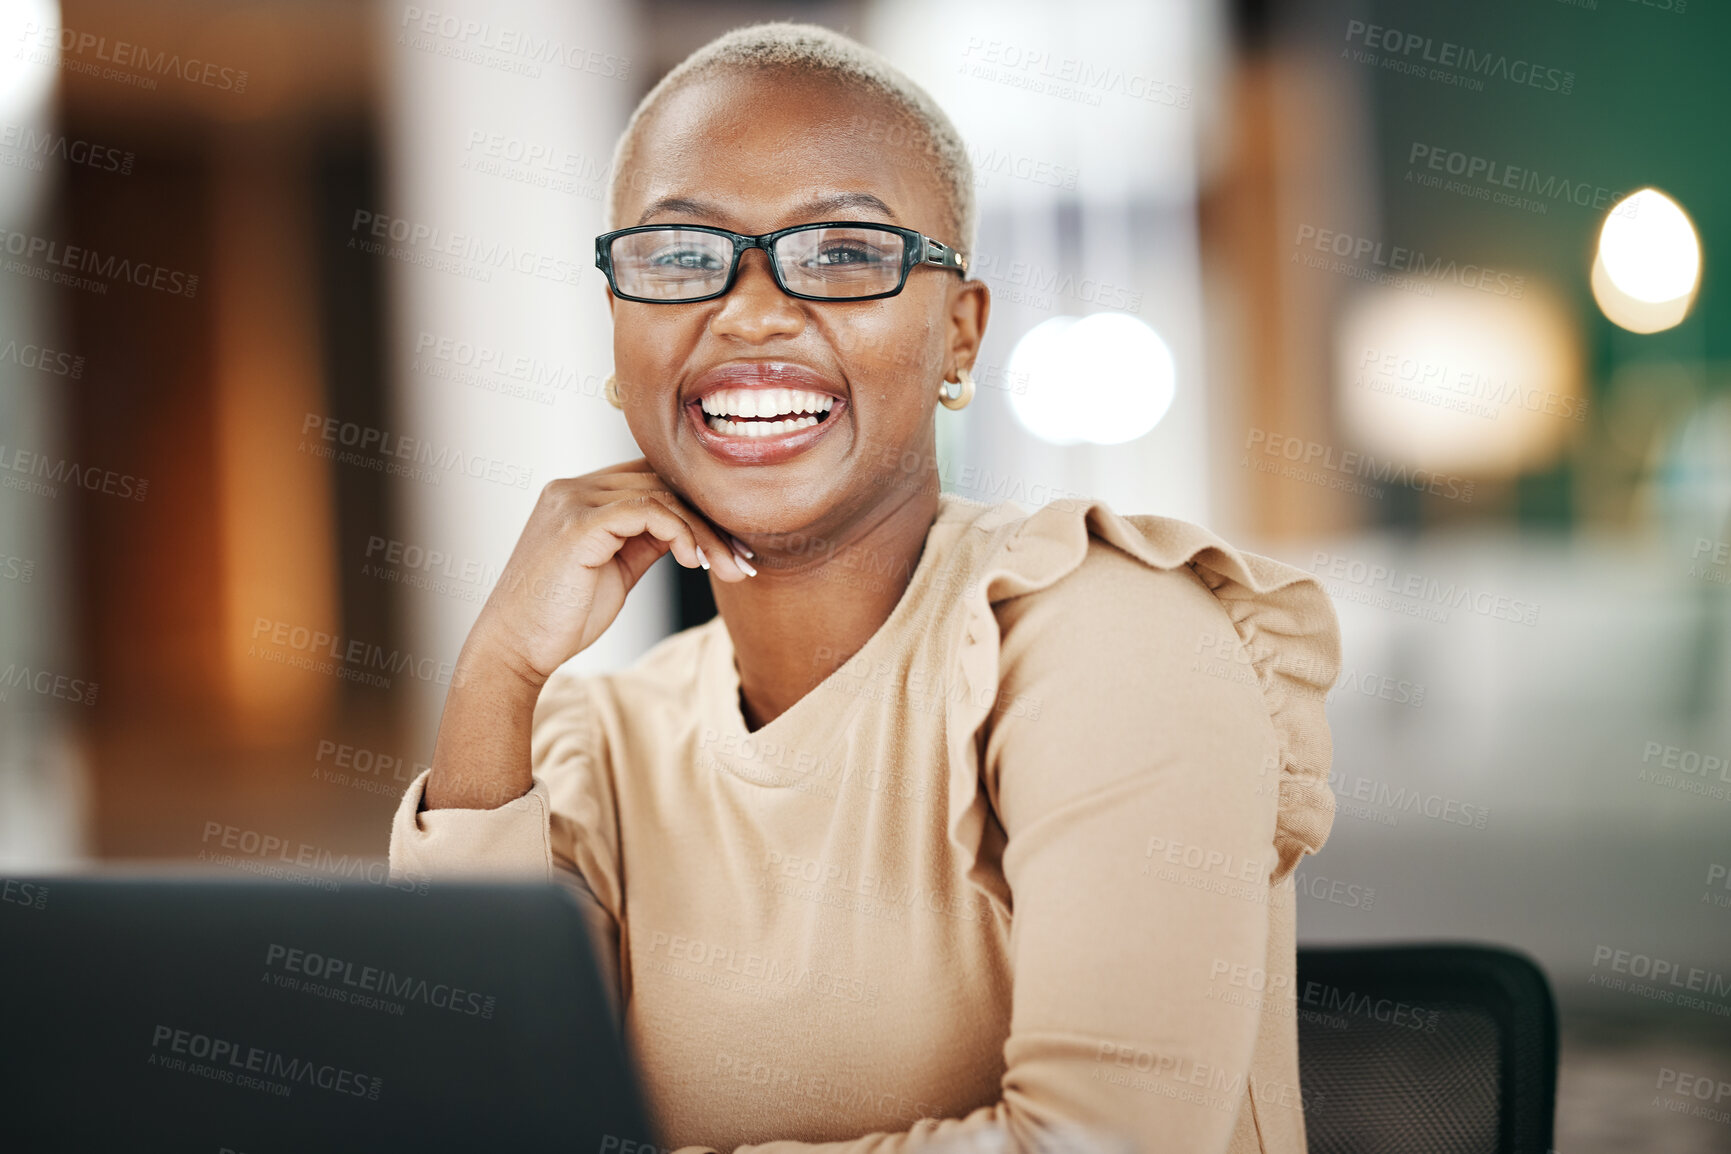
709,248,806,343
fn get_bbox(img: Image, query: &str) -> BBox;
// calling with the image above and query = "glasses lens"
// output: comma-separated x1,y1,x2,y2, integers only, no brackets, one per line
609,229,734,300
774,226,906,298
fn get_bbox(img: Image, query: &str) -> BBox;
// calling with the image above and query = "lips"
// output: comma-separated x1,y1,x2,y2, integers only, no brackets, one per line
683,361,848,466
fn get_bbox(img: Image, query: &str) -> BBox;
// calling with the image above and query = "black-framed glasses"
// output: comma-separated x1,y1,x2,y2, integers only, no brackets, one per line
594,220,969,304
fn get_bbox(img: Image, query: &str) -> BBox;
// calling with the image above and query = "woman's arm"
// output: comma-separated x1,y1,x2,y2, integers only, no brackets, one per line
707,547,1323,1154
388,760,625,1025
415,459,751,815
388,459,752,1014
421,639,542,812
389,666,629,1022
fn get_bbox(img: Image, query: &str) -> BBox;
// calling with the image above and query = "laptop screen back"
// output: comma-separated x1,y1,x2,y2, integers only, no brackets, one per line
0,877,658,1154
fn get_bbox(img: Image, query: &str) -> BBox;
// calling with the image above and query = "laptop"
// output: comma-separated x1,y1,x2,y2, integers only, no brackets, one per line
0,876,657,1153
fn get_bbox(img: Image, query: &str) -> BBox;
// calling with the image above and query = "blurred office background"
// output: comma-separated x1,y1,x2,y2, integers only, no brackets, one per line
1,0,1727,1148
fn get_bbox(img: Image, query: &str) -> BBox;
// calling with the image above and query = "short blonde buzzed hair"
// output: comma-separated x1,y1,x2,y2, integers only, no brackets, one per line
606,21,977,261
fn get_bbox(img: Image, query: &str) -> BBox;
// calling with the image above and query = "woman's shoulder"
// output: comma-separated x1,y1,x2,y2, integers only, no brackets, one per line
942,492,1331,610
938,492,1337,638
946,493,1342,879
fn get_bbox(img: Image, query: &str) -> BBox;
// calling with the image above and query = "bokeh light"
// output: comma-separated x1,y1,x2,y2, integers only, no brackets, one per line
1592,188,1701,334
1336,281,1582,477
1006,314,1176,446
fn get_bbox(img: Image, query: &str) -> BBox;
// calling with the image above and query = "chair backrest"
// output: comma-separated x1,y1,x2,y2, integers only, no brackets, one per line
1294,944,1557,1154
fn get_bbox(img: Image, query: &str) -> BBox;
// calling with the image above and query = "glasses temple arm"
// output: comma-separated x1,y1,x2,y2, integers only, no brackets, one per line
920,237,969,274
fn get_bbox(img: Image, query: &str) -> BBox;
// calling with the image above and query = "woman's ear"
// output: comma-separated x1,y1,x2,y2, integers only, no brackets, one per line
945,278,991,378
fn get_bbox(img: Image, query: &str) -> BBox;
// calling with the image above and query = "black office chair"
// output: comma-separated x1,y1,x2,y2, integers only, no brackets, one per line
1294,944,1558,1154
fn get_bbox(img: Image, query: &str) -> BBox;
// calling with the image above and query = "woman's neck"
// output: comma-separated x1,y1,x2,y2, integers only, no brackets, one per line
712,488,940,731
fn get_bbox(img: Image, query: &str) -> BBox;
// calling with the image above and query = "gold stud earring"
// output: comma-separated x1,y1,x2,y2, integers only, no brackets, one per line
939,366,975,411
603,374,624,409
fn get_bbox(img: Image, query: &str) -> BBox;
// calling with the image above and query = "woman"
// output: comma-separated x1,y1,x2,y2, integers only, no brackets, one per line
390,21,1340,1154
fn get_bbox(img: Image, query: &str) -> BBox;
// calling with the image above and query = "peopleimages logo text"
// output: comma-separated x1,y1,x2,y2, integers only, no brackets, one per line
1310,551,1540,627
1245,428,1474,502
350,210,586,287
148,1025,380,1098
265,944,496,1018
0,123,134,174
1293,226,1524,298
398,7,630,78
299,413,534,490
1591,946,1731,1000
1342,20,1574,94
1406,143,1633,217
249,616,462,689
0,227,198,297
19,22,250,91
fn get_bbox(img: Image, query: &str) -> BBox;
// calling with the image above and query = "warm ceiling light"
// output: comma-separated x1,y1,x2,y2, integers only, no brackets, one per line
1336,281,1582,478
1593,188,1701,334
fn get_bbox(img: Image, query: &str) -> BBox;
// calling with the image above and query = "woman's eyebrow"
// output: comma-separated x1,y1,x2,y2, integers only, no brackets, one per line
787,192,899,221
636,196,722,225
634,191,899,227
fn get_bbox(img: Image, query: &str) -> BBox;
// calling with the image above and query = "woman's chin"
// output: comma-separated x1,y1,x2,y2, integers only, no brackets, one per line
694,490,832,541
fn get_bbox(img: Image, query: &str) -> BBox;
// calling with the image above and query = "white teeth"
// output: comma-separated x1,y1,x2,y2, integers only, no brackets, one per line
700,388,836,419
706,414,821,437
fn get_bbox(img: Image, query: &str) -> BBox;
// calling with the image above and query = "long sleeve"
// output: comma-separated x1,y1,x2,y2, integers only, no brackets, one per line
721,543,1327,1154
387,668,627,1020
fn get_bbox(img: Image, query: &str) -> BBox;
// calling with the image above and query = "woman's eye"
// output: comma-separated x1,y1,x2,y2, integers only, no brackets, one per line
811,242,887,266
650,247,724,272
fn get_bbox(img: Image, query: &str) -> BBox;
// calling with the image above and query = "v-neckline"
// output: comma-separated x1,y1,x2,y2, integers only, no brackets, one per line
696,498,973,787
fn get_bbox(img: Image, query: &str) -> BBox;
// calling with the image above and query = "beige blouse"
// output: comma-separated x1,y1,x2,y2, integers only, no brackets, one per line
389,492,1341,1154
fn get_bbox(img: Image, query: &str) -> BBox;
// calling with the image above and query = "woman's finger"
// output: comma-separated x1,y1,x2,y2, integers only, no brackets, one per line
582,497,705,571
586,469,752,579
638,490,754,579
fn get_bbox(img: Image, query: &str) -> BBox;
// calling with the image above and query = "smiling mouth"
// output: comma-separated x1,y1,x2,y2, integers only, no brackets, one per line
697,387,837,439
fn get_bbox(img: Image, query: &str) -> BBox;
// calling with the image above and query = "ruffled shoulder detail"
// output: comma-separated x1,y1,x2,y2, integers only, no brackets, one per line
938,495,1341,888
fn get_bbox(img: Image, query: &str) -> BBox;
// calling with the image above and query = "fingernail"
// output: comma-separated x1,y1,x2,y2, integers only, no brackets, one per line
696,546,710,571
732,550,757,577
729,535,755,559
